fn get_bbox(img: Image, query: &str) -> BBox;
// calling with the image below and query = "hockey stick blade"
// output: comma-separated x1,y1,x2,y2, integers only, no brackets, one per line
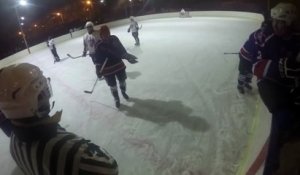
84,80,98,94
83,58,107,94
83,78,104,94
67,54,82,59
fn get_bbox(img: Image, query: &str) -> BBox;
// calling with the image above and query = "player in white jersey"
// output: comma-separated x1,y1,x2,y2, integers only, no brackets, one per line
0,63,118,175
179,8,190,18
127,16,140,46
47,37,60,63
82,21,103,78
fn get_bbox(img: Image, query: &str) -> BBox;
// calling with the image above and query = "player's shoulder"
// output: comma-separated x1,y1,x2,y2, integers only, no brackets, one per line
83,33,89,39
249,25,273,45
107,35,120,44
110,35,119,40
251,21,273,37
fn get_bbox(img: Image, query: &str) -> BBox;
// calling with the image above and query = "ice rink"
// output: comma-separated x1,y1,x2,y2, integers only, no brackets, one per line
0,14,270,175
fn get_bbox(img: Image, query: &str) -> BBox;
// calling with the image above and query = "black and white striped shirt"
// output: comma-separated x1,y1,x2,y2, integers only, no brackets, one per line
10,127,118,175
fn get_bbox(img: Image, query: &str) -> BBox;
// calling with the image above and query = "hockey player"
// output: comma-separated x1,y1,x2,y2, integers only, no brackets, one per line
0,63,118,175
179,8,190,18
251,3,300,174
127,16,140,46
95,25,137,108
179,8,186,17
237,21,269,94
82,21,102,78
47,36,60,63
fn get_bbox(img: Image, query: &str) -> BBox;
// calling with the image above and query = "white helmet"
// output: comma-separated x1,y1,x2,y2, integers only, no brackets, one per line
0,63,52,120
85,21,94,28
271,3,297,26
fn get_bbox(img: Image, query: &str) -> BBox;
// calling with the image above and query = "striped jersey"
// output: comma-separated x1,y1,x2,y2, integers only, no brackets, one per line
10,126,118,175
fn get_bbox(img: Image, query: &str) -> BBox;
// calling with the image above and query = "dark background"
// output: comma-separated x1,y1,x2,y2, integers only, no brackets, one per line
0,0,298,59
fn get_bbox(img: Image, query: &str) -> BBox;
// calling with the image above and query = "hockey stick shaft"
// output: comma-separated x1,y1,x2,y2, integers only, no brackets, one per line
99,58,108,77
67,54,82,59
224,52,239,55
84,78,98,93
67,53,90,59
84,58,108,94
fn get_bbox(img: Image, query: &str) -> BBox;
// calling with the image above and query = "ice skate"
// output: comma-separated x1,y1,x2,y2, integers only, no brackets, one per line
121,91,129,100
245,83,252,90
237,86,245,94
115,100,120,108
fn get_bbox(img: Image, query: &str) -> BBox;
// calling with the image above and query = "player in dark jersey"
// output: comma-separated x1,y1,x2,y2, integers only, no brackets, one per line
0,63,118,175
95,25,137,108
251,3,300,174
237,21,269,94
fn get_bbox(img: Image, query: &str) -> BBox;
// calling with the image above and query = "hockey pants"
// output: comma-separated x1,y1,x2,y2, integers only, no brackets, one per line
238,57,252,88
258,80,295,174
132,32,140,45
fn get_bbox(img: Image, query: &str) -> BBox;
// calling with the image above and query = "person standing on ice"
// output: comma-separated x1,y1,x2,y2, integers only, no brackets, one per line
127,16,140,46
237,21,269,94
0,63,119,175
250,3,300,174
69,28,73,38
95,25,137,108
82,21,103,78
47,36,60,63
179,8,186,17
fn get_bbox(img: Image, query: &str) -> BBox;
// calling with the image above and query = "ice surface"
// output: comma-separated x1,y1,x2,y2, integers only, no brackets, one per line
0,16,267,175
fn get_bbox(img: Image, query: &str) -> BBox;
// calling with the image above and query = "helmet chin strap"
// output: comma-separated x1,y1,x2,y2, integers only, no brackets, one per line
11,110,62,127
35,77,57,119
51,101,55,110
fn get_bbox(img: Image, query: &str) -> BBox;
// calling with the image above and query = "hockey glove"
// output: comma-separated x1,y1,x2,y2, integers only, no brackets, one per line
253,59,272,79
95,65,103,78
122,53,138,64
253,58,285,82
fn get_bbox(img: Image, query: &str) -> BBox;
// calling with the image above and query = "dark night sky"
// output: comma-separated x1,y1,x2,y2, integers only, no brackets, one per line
0,0,68,36
0,0,72,57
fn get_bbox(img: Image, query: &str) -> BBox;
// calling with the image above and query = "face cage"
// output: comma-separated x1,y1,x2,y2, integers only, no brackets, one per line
46,78,53,98
36,77,53,118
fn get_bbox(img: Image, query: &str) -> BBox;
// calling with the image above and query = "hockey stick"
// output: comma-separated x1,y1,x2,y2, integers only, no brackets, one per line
84,58,108,94
224,52,239,55
84,78,98,94
66,53,89,59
